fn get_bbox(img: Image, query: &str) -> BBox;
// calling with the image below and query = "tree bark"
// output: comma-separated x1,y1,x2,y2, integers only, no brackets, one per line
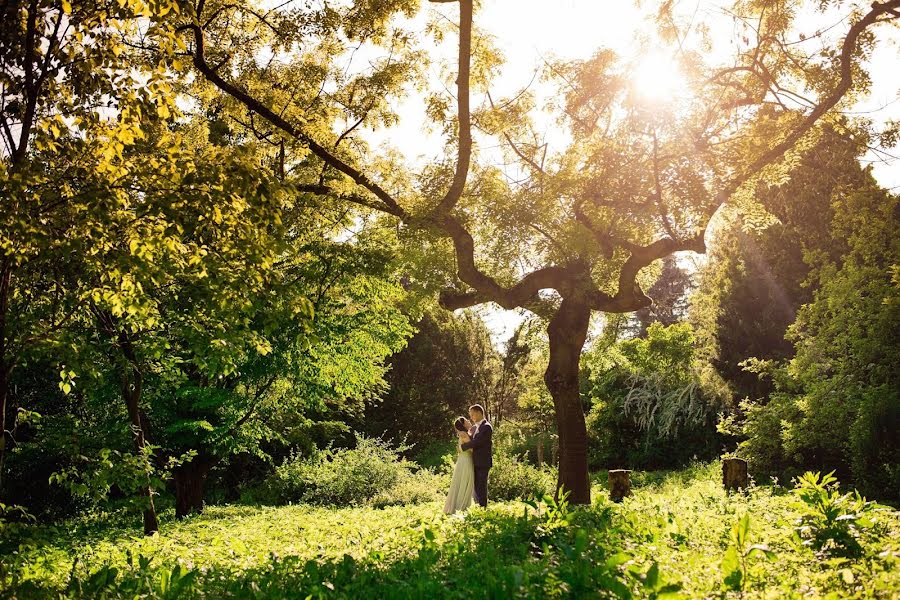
0,260,11,496
173,455,218,518
723,458,749,491
115,327,159,536
544,299,592,504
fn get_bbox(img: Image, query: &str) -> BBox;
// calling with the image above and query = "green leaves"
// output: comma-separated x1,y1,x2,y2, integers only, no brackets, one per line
721,513,776,592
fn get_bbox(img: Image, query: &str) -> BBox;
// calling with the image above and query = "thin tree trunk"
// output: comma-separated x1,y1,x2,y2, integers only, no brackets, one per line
173,455,219,518
544,299,592,504
536,431,544,467
115,327,159,535
0,260,11,496
0,367,8,496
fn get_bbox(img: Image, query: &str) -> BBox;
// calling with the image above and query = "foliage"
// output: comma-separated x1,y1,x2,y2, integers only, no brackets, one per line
735,183,899,499
720,514,776,592
268,435,420,507
689,130,869,401
583,323,728,470
791,471,880,559
364,309,500,453
487,450,554,502
1,462,896,598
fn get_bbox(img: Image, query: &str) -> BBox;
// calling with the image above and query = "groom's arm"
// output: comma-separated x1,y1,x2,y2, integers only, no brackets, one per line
461,424,492,451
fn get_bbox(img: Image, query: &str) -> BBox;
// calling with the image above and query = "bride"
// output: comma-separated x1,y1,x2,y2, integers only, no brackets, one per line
443,416,475,515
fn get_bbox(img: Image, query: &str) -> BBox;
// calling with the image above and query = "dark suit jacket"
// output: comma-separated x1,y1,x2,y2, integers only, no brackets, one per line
461,420,493,468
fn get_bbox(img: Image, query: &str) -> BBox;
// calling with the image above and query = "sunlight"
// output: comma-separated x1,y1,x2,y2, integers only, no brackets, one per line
630,50,690,102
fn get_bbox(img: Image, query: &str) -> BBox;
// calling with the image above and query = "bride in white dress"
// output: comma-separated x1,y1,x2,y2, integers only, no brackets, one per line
443,416,475,514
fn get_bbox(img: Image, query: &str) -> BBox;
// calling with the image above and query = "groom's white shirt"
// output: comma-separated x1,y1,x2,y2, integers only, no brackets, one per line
473,418,486,435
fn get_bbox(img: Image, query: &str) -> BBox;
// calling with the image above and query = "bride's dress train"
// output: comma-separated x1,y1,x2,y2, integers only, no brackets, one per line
443,448,474,514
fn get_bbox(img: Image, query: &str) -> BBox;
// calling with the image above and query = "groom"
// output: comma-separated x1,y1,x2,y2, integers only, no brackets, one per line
461,404,492,507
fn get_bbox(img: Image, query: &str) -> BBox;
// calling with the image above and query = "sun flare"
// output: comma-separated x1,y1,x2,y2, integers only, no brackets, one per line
631,51,689,102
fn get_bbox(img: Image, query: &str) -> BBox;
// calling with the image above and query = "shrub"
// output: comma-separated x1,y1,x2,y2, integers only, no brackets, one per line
582,323,726,471
488,451,553,501
371,468,447,508
791,471,881,558
268,435,412,506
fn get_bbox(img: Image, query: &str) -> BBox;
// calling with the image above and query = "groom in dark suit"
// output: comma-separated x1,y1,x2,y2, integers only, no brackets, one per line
461,404,492,507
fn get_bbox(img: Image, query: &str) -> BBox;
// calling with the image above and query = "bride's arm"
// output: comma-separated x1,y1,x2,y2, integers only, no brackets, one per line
456,431,471,452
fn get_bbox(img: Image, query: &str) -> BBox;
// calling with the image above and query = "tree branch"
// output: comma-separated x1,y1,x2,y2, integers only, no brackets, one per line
434,0,473,213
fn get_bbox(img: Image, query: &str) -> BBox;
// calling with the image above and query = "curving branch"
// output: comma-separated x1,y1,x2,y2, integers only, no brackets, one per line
188,20,406,218
184,0,898,321
598,233,706,312
433,0,473,213
714,0,900,205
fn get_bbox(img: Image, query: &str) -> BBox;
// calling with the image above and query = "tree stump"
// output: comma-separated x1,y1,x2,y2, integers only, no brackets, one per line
608,469,632,502
723,458,749,491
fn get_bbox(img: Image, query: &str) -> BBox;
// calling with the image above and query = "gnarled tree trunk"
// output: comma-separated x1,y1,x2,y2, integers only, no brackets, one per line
173,455,219,518
544,299,592,504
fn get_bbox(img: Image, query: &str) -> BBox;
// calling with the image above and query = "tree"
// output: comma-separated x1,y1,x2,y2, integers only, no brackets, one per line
1,0,186,530
691,130,871,401
738,181,898,498
150,0,900,503
365,309,498,453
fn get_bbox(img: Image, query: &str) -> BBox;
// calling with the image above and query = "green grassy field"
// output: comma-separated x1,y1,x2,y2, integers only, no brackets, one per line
2,463,897,598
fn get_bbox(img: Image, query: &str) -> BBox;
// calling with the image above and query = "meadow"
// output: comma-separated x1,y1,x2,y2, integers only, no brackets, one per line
2,463,897,599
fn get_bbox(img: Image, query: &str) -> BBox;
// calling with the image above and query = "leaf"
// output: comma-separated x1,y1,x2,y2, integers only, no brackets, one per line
606,552,632,568
747,544,776,560
720,546,742,590
645,561,660,589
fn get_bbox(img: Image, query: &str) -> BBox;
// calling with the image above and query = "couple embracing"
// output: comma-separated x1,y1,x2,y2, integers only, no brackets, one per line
443,404,493,515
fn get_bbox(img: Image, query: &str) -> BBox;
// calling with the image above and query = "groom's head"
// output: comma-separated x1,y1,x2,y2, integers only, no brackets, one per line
468,404,485,422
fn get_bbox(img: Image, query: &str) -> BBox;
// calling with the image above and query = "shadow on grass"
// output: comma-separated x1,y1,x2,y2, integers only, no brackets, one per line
4,502,636,600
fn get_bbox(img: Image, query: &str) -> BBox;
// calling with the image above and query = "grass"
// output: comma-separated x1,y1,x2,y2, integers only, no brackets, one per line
2,462,897,598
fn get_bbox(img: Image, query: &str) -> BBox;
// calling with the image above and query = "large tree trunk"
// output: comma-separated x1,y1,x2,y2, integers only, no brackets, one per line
544,299,592,504
173,455,218,518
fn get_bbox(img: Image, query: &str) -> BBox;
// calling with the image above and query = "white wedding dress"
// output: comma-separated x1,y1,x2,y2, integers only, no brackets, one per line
443,444,474,514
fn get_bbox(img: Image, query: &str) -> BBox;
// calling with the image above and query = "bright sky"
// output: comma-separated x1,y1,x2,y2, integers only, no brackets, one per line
364,1,900,344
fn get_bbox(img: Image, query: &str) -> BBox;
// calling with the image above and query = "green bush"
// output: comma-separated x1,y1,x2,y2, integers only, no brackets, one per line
582,323,727,470
488,451,553,501
371,468,447,508
268,435,412,506
791,471,882,558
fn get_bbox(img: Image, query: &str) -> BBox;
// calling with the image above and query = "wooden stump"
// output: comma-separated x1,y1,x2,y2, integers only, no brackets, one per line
608,469,632,502
723,458,749,491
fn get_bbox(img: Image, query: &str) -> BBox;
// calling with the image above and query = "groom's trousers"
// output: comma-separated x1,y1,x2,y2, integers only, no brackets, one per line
474,467,489,507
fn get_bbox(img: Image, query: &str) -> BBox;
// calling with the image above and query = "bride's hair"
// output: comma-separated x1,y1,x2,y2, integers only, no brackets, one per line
454,417,468,432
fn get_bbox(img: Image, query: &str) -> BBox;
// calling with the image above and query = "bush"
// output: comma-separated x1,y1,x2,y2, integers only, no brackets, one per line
371,468,447,508
582,323,727,471
268,435,412,506
792,471,882,558
488,451,553,501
